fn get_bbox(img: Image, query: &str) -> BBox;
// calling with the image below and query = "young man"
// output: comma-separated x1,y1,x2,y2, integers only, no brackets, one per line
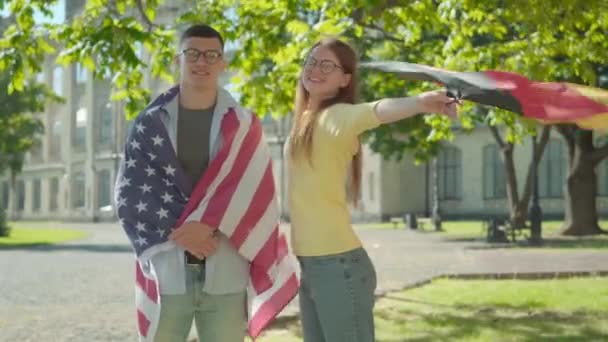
115,24,298,342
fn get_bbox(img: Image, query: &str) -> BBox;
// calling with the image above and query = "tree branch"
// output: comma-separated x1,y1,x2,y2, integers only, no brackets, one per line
535,125,551,162
135,0,156,31
351,1,402,42
556,123,576,167
556,124,575,148
521,126,551,207
105,0,121,18
361,23,403,42
488,125,506,149
592,142,608,166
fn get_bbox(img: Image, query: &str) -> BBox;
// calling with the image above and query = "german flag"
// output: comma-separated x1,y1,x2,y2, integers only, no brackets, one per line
362,61,608,130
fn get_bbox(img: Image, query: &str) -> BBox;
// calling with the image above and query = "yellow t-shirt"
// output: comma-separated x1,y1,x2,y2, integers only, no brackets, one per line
287,102,381,256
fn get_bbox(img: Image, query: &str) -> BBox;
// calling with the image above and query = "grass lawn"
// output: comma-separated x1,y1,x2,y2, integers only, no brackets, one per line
436,220,608,250
356,219,608,250
354,222,398,230
254,277,608,342
0,222,88,247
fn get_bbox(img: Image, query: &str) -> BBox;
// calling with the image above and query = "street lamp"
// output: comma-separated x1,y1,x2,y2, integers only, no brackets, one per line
529,134,543,245
432,156,442,231
275,115,288,220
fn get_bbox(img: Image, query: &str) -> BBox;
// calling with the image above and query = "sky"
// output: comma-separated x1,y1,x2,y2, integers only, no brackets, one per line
1,0,65,23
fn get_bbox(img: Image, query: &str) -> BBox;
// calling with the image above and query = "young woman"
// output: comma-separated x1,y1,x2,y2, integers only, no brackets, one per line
286,37,458,342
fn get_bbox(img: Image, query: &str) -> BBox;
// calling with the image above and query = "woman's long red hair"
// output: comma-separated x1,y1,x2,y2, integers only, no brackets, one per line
289,37,362,206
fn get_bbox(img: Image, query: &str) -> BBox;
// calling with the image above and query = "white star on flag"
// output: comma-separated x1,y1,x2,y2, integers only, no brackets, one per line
136,222,146,232
163,164,176,176
145,166,156,177
152,135,164,146
135,235,148,246
136,123,146,134
117,197,127,208
140,184,152,194
161,192,173,203
156,208,169,220
126,158,137,168
120,177,131,188
130,139,141,150
135,201,148,213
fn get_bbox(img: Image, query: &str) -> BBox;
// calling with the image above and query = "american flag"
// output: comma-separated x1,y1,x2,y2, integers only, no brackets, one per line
116,86,299,341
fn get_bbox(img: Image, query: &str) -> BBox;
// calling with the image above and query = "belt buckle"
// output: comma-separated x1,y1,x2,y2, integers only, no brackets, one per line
185,253,205,265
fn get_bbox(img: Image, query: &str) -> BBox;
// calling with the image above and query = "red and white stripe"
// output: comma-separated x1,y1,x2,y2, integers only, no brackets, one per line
135,260,160,341
135,107,298,341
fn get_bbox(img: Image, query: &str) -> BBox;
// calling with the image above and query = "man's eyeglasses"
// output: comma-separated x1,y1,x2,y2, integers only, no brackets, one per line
181,48,223,64
303,57,344,74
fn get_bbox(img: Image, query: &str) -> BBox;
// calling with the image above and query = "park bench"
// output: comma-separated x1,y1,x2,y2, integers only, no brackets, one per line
417,217,433,230
389,215,433,230
389,216,402,228
483,217,531,243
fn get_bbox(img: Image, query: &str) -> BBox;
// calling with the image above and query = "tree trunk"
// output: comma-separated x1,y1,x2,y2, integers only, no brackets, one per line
489,125,550,229
502,144,525,227
559,127,606,235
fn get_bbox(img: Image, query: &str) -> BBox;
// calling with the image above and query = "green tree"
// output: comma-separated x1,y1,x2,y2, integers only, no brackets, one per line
440,0,608,235
3,0,607,235
0,14,60,218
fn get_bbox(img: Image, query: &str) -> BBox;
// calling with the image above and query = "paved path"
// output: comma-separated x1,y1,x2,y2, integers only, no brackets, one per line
1,222,607,341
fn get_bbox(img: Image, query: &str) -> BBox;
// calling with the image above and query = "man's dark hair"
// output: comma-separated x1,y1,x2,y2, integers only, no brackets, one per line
180,24,224,49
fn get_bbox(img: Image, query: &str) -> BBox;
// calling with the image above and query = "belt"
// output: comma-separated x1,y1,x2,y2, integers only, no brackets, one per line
185,251,206,265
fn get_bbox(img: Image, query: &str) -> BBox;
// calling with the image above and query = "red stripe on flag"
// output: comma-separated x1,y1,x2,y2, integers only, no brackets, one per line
485,71,608,120
250,263,273,294
200,114,263,228
135,261,158,304
137,309,151,338
231,161,275,249
249,227,286,294
177,108,239,226
248,273,299,338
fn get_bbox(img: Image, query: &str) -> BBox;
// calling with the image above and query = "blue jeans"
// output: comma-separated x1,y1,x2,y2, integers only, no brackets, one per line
154,264,247,342
297,247,377,342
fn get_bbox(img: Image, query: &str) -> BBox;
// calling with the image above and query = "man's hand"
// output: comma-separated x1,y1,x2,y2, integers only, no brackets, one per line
169,221,219,259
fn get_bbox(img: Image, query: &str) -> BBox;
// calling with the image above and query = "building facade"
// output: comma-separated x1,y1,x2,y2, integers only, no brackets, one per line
3,2,608,223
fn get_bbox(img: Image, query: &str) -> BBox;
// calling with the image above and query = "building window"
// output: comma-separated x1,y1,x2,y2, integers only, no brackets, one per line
33,179,41,212
50,177,59,211
73,107,87,152
97,170,111,208
538,140,566,198
73,63,87,152
36,71,46,85
483,144,506,199
50,116,62,160
1,181,8,210
29,140,44,164
97,102,113,150
438,146,462,200
368,172,375,201
17,180,25,212
52,66,64,96
72,172,86,209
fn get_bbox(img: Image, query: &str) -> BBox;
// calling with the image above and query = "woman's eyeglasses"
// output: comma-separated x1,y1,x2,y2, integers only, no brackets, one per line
303,57,344,74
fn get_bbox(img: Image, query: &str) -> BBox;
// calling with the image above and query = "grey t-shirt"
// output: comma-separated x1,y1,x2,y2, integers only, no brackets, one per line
177,104,215,192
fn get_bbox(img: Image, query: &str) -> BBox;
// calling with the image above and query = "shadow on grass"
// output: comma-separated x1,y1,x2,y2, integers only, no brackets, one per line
382,294,548,310
0,243,133,253
262,298,608,342
463,237,608,250
375,302,608,342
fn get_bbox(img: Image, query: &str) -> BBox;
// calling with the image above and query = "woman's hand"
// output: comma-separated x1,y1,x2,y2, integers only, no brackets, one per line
415,89,460,119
